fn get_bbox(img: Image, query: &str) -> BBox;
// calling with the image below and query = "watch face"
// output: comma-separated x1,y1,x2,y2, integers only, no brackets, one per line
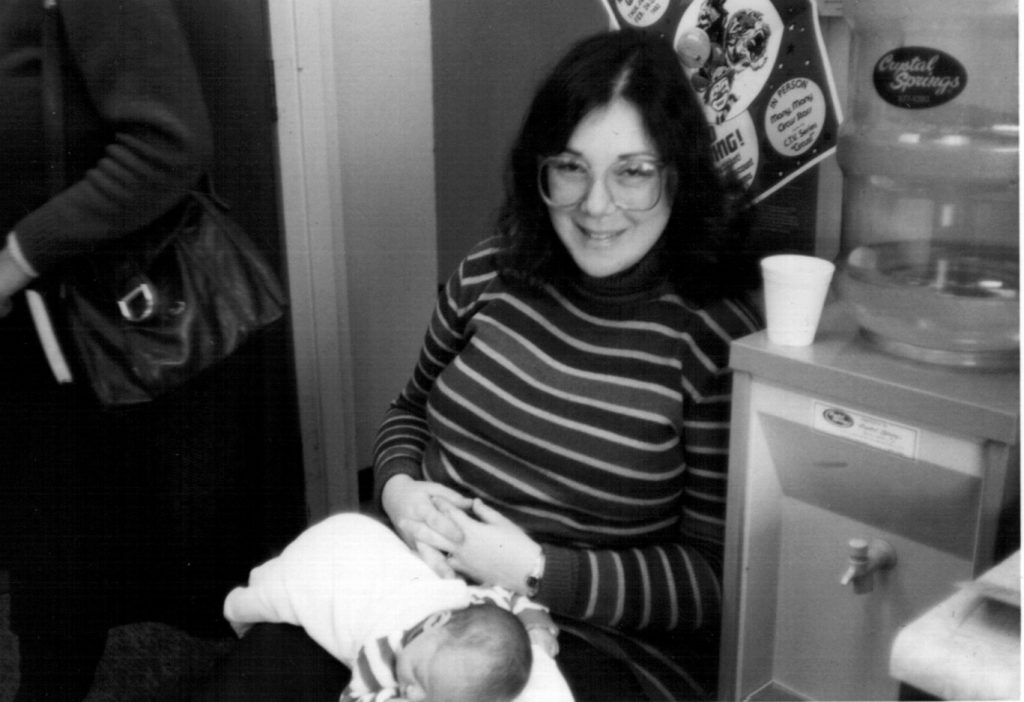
526,550,545,597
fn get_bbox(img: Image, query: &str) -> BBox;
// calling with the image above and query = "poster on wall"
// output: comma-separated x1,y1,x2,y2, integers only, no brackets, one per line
602,0,841,204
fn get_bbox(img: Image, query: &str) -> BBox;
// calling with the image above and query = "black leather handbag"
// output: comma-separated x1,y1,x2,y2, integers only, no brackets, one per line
53,189,287,406
34,0,287,407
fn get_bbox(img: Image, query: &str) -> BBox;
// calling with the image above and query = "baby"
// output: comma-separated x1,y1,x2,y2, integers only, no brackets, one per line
223,512,562,702
345,600,530,702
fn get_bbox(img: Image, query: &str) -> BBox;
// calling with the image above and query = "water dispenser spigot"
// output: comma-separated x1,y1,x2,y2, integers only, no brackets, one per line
840,538,896,594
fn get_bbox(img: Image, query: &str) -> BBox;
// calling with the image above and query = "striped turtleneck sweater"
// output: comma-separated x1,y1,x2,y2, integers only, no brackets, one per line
373,237,761,700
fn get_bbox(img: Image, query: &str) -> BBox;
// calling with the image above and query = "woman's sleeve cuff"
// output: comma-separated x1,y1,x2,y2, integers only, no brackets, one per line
372,457,424,507
535,544,581,616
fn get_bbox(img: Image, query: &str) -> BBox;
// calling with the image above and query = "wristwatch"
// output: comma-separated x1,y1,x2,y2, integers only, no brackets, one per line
525,548,546,598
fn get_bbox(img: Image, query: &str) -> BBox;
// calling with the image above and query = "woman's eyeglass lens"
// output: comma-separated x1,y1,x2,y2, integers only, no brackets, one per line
538,156,664,211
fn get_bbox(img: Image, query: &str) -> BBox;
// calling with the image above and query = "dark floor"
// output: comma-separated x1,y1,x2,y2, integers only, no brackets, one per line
0,572,235,702
0,474,378,701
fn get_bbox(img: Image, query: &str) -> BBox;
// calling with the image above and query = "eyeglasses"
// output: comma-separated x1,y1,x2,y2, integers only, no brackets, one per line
538,155,666,212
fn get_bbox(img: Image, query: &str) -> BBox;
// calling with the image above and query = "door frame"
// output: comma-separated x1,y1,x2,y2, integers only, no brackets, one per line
267,0,358,520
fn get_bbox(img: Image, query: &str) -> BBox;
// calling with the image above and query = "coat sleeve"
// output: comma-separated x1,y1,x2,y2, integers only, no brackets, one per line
14,0,213,274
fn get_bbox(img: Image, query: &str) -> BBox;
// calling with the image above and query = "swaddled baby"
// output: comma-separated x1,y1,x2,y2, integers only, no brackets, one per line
224,512,570,702
341,599,530,701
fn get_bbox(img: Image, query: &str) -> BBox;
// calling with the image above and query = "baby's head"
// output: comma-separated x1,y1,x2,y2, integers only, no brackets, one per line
395,602,532,702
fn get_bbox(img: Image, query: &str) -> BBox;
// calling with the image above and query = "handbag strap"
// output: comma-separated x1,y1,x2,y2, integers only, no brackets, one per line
41,0,67,197
28,0,76,387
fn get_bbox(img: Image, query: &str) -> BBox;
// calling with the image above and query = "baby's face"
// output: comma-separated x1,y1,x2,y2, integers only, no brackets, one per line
395,627,483,702
394,624,446,702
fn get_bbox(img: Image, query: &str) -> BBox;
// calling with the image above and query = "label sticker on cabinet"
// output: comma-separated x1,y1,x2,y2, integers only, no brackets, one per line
812,402,919,459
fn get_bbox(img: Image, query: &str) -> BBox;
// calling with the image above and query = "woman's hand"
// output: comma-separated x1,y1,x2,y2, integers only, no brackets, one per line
437,498,542,595
529,627,560,658
380,473,473,578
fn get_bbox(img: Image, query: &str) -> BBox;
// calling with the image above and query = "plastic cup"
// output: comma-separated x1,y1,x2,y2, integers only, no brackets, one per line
760,254,836,346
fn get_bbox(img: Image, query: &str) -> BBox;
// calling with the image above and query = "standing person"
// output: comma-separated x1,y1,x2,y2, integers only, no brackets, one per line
0,0,271,699
191,28,761,702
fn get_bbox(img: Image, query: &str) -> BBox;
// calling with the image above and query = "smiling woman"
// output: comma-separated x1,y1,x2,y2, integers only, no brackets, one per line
372,29,764,701
543,99,674,279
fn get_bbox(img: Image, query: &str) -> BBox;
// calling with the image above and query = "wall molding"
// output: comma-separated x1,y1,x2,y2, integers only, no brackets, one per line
267,0,359,520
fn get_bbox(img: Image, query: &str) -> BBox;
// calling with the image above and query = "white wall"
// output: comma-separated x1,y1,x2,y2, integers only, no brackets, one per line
332,2,439,469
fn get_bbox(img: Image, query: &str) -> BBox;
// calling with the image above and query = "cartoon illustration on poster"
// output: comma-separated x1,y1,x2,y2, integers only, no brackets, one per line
602,0,841,205
676,0,783,127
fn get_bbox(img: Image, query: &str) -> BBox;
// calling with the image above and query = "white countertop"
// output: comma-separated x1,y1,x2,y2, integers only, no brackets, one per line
890,551,1021,701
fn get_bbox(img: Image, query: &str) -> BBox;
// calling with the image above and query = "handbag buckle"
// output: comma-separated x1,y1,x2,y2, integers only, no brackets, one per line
118,282,155,322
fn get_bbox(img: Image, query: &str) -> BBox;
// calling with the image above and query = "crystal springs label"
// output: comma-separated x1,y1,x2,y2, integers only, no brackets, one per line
873,46,967,109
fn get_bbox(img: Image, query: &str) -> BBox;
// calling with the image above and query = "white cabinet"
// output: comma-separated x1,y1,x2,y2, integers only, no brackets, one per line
719,307,1019,701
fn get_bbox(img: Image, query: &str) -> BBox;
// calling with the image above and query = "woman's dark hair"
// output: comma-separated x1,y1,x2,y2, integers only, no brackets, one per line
495,29,758,302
